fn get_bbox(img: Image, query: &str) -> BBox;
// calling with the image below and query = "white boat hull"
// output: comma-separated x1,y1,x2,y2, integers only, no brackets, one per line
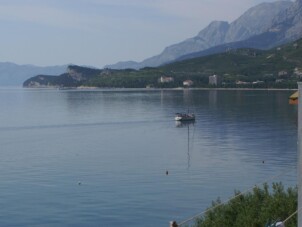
175,113,195,121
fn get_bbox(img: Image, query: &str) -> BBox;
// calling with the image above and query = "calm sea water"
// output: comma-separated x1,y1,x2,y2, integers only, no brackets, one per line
0,88,298,227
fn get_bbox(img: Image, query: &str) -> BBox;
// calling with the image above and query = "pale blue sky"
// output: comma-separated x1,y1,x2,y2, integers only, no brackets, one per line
0,0,287,68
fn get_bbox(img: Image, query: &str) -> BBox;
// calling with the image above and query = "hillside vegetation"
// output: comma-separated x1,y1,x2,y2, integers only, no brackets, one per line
23,38,302,89
192,183,297,227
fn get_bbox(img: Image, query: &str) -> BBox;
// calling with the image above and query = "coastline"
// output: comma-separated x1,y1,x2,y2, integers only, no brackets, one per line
20,85,298,92
74,87,298,91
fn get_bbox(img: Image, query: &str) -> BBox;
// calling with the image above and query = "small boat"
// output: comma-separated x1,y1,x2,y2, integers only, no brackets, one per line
175,113,195,121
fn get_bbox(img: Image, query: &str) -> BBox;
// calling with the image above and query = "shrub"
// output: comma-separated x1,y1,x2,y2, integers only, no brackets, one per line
193,183,297,227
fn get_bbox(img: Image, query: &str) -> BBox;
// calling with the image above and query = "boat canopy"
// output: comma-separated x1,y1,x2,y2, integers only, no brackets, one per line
289,91,298,105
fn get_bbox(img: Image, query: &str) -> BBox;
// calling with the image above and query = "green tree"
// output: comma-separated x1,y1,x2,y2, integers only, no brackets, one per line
193,183,297,227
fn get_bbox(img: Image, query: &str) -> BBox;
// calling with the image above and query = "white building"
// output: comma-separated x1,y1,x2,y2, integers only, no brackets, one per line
159,76,174,83
209,75,222,86
183,80,193,87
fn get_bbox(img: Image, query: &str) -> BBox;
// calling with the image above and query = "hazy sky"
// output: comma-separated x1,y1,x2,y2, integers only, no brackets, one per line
0,0,288,68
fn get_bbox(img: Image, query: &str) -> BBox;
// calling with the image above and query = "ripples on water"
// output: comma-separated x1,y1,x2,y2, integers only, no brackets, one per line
0,88,297,226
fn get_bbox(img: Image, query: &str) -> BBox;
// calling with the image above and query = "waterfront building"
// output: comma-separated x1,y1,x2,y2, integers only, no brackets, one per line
183,80,193,87
159,76,174,83
209,74,222,86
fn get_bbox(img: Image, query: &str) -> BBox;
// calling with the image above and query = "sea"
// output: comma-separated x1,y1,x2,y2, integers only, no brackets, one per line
0,88,298,227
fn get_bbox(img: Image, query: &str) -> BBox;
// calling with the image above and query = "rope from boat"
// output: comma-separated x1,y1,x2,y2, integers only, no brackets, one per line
283,206,302,224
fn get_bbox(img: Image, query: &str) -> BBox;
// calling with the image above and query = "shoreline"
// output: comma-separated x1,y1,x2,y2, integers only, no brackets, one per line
75,87,298,91
19,86,297,91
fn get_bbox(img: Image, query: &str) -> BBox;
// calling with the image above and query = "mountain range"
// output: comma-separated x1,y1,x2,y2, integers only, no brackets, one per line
106,0,302,69
0,62,67,86
23,36,302,89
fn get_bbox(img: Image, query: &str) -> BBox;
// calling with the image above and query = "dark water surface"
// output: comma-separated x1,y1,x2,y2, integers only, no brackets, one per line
0,88,297,226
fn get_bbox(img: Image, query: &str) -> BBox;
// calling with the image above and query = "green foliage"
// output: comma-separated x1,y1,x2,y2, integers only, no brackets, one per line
68,65,101,77
193,183,297,227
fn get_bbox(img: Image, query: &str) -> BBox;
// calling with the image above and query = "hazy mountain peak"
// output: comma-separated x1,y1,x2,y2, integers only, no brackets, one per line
224,1,292,42
197,21,229,36
269,0,302,42
0,62,67,86
107,1,294,70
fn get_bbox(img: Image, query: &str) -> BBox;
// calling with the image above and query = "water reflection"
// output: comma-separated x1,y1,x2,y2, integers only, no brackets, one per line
209,89,217,106
175,120,195,128
175,121,196,169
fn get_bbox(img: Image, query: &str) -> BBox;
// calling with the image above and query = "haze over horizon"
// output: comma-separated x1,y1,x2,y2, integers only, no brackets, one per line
0,0,292,68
